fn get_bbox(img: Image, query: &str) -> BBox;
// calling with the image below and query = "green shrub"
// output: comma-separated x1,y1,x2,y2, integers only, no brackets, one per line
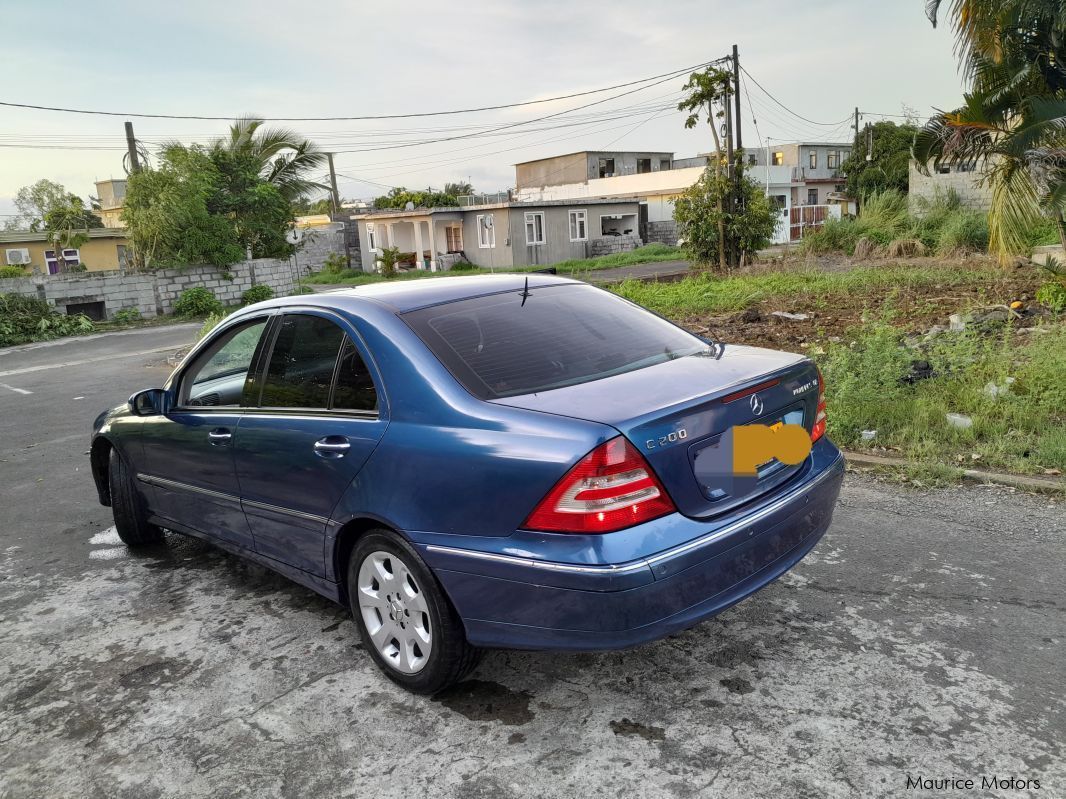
0,265,29,279
934,210,989,254
321,252,347,273
0,293,94,346
241,284,275,305
1036,281,1066,312
110,307,142,324
173,286,223,317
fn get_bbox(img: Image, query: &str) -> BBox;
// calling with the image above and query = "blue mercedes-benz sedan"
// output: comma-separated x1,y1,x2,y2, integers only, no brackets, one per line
91,274,844,693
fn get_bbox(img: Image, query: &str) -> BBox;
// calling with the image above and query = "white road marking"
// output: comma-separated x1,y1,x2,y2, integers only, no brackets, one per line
0,346,181,378
0,383,32,395
73,396,85,400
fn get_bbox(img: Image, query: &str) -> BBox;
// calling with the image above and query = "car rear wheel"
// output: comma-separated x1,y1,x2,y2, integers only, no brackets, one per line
348,530,480,694
108,449,164,547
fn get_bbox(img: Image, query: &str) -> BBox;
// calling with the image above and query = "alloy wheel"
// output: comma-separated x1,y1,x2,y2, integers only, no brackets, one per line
357,550,433,674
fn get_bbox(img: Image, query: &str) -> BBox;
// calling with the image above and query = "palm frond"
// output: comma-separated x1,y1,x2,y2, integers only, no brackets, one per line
987,157,1043,259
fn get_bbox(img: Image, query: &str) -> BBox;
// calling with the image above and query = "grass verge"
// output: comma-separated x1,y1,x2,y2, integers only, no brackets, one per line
611,263,1064,476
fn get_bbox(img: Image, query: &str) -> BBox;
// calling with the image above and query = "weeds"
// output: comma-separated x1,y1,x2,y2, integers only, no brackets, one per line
818,322,1066,473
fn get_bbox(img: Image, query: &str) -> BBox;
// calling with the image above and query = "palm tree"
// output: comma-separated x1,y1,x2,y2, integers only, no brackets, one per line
915,0,1066,257
212,117,329,202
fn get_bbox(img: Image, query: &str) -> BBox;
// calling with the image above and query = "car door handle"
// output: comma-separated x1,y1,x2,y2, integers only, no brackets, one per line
314,436,350,457
208,428,232,444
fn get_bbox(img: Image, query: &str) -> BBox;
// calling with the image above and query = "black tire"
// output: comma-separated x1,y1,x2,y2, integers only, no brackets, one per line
347,529,480,694
108,449,164,547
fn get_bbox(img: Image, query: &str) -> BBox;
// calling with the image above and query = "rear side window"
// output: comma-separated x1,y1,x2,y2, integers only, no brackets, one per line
261,315,344,409
403,284,708,399
332,338,378,412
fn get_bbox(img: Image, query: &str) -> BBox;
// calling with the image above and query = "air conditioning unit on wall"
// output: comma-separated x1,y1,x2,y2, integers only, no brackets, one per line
5,248,31,266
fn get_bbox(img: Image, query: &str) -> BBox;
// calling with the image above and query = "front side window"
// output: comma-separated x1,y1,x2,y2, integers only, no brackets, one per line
807,188,819,205
827,151,839,169
181,319,268,407
524,212,545,245
636,158,652,174
772,151,784,166
367,224,377,251
809,151,818,169
404,284,709,400
568,209,587,242
260,315,345,409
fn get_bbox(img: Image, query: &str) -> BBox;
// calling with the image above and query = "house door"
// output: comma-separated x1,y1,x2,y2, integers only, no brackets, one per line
638,203,649,243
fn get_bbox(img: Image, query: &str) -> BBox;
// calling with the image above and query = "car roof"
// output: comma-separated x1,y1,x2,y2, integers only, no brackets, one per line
284,273,581,313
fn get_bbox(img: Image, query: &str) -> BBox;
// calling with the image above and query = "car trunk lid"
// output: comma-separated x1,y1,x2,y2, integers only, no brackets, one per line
492,345,821,519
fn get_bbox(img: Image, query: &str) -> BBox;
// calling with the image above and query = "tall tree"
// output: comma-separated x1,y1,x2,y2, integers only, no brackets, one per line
123,144,292,268
915,0,1066,257
678,66,735,270
841,121,919,198
8,179,100,232
209,116,329,201
43,194,95,272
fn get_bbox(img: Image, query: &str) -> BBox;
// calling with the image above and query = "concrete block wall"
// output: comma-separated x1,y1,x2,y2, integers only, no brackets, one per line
908,162,993,215
0,228,345,320
646,221,678,246
588,234,643,257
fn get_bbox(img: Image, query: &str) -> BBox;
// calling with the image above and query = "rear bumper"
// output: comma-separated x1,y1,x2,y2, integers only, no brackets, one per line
420,440,845,650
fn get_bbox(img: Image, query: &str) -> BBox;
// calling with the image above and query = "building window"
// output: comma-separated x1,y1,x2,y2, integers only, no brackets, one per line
568,209,587,242
772,194,787,210
807,188,819,205
827,151,839,169
524,212,545,245
659,158,671,170
477,214,495,248
598,158,615,178
772,151,784,166
366,223,377,251
747,153,757,166
44,248,81,273
809,151,818,169
445,225,463,252
636,158,652,174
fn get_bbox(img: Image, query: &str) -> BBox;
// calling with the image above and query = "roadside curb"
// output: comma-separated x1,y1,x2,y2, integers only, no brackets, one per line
842,450,1066,493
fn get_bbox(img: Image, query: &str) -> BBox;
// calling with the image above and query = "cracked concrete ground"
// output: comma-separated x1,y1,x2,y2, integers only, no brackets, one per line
1,325,1064,798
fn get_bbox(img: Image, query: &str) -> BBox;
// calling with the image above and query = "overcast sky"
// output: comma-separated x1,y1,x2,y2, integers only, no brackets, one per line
0,0,964,220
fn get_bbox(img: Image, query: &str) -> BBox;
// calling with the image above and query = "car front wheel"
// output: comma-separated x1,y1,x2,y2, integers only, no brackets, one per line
348,530,479,694
108,448,164,547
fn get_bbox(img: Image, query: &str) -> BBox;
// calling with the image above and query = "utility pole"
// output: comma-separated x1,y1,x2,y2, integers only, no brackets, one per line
732,45,742,155
854,107,860,141
326,152,341,213
723,74,736,268
325,152,352,268
124,121,141,173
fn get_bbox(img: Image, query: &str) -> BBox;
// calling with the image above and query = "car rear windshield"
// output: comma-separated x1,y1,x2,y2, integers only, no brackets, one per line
402,283,709,399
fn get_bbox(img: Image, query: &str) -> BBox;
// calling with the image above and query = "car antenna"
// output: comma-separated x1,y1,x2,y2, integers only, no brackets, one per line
519,275,531,306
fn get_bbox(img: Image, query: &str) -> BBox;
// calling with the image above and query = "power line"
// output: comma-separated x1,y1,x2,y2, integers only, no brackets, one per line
327,67,715,156
739,66,852,128
0,61,717,122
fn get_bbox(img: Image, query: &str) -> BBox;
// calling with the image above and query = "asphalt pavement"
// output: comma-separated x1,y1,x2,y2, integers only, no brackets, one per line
1,323,1063,799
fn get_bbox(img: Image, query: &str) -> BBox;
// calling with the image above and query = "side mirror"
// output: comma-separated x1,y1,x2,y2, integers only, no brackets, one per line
129,388,168,417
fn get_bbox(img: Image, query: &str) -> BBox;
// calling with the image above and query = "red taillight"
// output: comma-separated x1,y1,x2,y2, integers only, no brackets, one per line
523,436,676,533
811,367,827,442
